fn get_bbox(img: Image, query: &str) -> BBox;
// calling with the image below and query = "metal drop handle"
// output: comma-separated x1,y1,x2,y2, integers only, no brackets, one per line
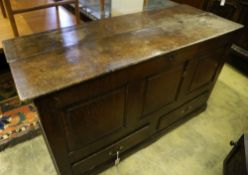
115,151,120,166
109,146,124,165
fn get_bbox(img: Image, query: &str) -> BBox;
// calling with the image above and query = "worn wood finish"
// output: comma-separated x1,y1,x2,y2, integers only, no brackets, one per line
3,5,243,175
3,5,242,101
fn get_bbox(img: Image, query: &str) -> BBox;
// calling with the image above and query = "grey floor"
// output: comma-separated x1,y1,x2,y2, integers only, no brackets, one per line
0,64,248,175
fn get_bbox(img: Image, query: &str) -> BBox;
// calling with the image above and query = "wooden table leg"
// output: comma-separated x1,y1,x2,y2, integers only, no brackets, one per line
3,0,19,37
75,0,80,24
100,0,105,12
0,0,7,18
143,0,149,9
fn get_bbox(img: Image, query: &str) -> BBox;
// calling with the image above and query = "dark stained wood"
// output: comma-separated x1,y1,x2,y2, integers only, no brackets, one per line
223,134,248,175
190,55,220,91
158,93,208,130
34,97,73,175
0,51,8,72
64,88,126,151
3,5,243,101
143,64,184,115
72,125,151,175
173,0,207,8
235,1,248,52
178,34,232,99
206,0,248,74
205,0,240,20
3,4,243,175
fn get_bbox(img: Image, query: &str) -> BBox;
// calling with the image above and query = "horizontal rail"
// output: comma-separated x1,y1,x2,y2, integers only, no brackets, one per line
13,0,77,14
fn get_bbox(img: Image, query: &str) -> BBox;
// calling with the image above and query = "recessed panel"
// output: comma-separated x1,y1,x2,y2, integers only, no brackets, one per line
190,56,219,91
64,88,126,151
143,65,184,115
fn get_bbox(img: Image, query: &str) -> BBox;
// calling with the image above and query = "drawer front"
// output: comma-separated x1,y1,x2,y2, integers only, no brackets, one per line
72,125,151,175
158,93,208,130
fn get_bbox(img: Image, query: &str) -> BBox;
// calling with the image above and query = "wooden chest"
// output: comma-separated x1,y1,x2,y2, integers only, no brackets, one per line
3,5,243,175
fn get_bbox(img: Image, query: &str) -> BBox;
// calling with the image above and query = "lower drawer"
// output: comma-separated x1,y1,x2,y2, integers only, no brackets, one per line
158,93,208,130
72,125,151,175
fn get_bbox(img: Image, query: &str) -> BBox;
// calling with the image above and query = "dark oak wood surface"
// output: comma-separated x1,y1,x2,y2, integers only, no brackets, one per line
3,4,243,175
3,5,242,101
205,0,248,74
173,0,207,8
224,134,248,175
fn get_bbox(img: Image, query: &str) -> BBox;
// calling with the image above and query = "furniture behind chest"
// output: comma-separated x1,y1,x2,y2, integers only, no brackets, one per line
3,5,243,175
172,0,207,8
205,0,248,74
224,134,248,175
0,50,8,72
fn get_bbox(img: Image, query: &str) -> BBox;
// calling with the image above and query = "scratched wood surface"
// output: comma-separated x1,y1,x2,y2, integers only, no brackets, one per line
3,5,243,101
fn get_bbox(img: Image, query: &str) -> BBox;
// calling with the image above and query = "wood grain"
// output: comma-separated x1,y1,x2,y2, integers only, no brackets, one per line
24,5,243,175
3,5,243,101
